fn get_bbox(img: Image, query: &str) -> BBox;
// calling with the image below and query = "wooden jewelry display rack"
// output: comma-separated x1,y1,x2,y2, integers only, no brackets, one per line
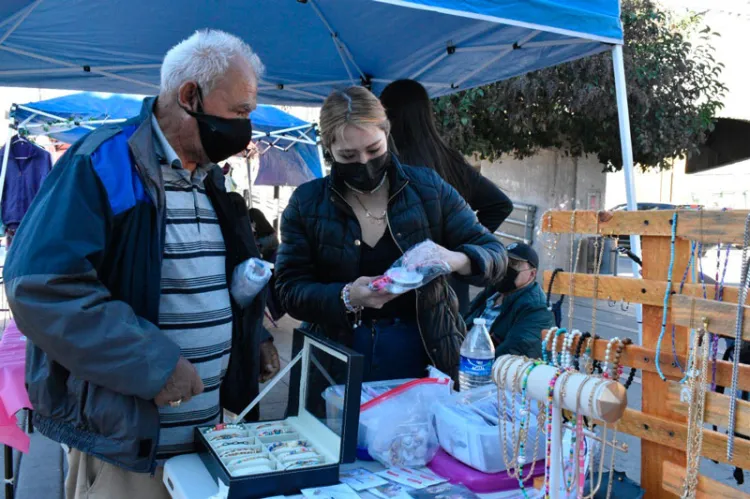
541,209,750,499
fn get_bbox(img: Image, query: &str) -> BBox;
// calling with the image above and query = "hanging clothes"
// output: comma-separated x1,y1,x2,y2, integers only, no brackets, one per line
0,135,53,232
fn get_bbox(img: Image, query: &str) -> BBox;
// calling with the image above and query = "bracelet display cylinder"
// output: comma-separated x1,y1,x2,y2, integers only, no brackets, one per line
493,355,627,424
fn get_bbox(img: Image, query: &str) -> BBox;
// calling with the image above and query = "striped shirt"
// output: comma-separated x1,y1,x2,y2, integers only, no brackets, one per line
152,116,233,459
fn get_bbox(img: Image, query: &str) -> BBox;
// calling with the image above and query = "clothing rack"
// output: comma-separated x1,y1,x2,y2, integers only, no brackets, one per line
542,209,750,499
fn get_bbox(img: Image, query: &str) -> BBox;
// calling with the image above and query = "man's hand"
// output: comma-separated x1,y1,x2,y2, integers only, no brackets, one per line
260,340,281,383
154,356,204,407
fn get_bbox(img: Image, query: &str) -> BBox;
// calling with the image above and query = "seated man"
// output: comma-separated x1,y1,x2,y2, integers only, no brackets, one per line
464,243,553,359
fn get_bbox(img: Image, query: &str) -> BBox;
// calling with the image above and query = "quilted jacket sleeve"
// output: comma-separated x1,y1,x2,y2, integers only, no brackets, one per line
275,191,351,329
437,173,508,287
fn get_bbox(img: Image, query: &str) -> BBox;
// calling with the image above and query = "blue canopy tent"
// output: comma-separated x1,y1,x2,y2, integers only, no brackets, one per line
0,0,643,336
0,1,642,336
0,0,637,195
5,91,323,186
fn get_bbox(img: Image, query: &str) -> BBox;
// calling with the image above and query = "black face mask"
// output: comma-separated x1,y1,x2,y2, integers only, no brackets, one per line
182,86,253,163
331,152,390,192
495,267,519,293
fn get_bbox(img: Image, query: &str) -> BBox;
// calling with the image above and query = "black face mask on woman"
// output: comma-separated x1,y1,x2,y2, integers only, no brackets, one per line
494,267,520,293
181,86,253,163
331,152,390,193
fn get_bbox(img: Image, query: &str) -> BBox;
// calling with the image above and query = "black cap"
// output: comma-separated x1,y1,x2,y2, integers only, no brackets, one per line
506,242,539,269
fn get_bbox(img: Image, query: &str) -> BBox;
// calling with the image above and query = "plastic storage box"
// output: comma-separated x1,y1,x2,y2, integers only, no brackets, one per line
433,385,544,473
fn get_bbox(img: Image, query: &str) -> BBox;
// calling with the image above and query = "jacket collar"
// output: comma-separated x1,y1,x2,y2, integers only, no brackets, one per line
327,152,409,198
126,97,224,200
501,281,540,309
127,97,162,189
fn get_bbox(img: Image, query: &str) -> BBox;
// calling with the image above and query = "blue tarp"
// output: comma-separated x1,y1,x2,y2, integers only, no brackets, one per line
255,145,319,187
12,91,323,185
0,1,623,105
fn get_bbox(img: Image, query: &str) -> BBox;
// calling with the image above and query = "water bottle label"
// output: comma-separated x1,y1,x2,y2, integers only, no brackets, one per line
460,356,493,377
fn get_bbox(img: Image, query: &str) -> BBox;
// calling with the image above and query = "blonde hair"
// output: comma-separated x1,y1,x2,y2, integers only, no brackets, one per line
319,86,391,150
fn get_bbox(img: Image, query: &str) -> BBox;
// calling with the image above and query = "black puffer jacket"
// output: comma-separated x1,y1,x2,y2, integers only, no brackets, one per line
275,155,507,377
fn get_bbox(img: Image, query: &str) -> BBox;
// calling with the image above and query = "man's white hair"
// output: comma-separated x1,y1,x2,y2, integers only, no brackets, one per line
160,29,265,95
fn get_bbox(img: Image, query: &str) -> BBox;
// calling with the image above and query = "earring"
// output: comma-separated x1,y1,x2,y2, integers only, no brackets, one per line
608,296,616,308
620,300,630,312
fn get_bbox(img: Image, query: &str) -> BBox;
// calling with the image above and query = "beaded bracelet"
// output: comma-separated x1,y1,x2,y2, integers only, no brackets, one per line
543,328,558,365
574,332,592,371
562,330,582,369
603,337,624,380
612,340,625,382
341,283,363,325
621,338,637,388
552,328,567,367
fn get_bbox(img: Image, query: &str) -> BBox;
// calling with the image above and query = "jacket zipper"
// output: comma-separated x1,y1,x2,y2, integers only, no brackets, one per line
132,159,164,473
381,182,437,368
385,209,436,368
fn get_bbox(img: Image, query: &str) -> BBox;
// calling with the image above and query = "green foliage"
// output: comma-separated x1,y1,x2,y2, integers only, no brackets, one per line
434,0,727,171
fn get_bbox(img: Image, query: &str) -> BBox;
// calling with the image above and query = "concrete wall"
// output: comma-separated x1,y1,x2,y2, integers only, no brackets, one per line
472,149,608,274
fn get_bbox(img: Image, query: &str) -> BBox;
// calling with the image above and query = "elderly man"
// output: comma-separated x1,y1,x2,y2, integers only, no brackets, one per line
464,243,553,359
4,30,280,498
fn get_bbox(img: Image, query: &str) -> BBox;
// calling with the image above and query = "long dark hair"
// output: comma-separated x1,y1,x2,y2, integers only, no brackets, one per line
380,79,472,199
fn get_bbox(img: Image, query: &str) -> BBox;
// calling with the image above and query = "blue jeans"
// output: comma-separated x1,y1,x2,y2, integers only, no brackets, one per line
352,318,429,381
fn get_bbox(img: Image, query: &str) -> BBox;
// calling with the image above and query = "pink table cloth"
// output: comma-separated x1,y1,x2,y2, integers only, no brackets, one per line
0,320,31,453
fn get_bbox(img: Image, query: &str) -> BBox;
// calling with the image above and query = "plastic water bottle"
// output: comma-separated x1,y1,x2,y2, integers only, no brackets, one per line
458,318,496,391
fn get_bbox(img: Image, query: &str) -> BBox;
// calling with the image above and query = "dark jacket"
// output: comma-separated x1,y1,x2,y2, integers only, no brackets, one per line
448,163,513,315
275,156,507,378
4,98,267,473
464,282,553,359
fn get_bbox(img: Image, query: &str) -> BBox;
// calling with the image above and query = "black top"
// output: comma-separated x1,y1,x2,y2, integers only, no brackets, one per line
462,163,513,233
359,228,416,321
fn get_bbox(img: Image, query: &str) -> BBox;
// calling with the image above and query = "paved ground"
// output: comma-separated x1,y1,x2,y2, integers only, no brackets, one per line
3,257,749,497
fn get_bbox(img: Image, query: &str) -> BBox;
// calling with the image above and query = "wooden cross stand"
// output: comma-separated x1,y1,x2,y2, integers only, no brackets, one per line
541,209,750,499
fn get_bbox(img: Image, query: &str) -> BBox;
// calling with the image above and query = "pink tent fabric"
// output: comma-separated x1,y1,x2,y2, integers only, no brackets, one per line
0,320,31,453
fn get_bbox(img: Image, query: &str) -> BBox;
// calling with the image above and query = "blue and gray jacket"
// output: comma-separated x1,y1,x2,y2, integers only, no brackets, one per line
4,98,267,473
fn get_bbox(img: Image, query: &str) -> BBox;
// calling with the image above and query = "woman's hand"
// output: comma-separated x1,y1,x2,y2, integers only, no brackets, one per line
348,276,399,309
433,245,472,276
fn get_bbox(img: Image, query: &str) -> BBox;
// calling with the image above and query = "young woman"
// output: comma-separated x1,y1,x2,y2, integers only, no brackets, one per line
275,86,508,381
380,79,513,314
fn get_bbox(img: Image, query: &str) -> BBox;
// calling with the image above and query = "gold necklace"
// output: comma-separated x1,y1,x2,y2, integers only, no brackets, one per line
351,192,386,224
682,319,710,499
568,211,583,332
591,214,606,336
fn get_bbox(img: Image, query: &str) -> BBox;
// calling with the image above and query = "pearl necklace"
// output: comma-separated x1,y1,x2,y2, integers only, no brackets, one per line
683,319,710,499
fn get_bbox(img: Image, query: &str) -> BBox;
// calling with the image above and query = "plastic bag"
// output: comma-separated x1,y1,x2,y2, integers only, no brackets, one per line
230,257,272,308
369,240,452,294
359,378,452,467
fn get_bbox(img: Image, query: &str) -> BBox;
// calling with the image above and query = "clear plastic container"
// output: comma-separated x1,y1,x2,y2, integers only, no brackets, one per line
458,318,495,392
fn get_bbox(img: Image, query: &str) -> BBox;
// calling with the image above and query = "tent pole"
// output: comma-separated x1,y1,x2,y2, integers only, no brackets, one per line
246,155,253,209
612,44,643,343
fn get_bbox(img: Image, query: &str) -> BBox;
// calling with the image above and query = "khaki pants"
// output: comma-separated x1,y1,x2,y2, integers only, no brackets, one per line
65,449,171,499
